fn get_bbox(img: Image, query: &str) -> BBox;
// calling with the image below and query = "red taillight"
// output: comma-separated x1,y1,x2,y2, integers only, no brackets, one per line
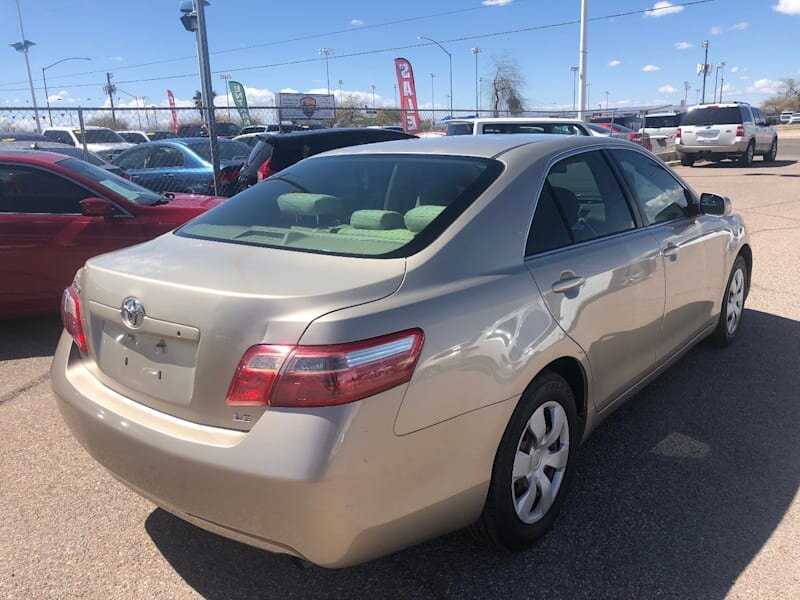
256,158,276,182
676,127,682,141
226,329,425,408
61,284,87,353
736,125,745,137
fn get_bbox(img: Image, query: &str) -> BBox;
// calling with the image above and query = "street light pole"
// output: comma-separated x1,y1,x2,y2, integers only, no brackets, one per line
570,66,579,112
11,0,41,132
42,57,91,126
419,36,452,115
471,47,481,115
700,40,710,104
683,80,691,108
318,48,334,95
605,90,610,111
577,0,588,121
430,73,435,121
717,62,726,103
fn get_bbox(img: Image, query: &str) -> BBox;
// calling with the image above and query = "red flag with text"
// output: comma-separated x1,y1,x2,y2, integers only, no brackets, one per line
393,58,422,134
167,90,178,133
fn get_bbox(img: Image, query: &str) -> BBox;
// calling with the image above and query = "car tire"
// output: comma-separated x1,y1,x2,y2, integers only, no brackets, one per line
763,138,778,162
474,371,579,551
680,154,695,167
708,255,748,347
738,141,755,167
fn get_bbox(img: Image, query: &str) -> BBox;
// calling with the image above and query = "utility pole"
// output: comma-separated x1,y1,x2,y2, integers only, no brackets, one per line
577,0,589,121
12,0,41,132
219,73,232,120
338,79,343,95
471,47,481,115
605,90,610,111
700,40,709,104
683,80,691,108
717,62,726,102
105,72,117,126
370,84,376,108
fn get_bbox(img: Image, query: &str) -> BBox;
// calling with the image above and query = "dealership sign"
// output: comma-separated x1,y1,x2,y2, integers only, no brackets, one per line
278,93,335,121
393,57,422,134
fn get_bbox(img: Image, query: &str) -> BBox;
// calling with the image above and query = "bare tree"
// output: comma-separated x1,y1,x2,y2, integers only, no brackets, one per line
335,95,364,127
761,78,800,114
488,55,526,116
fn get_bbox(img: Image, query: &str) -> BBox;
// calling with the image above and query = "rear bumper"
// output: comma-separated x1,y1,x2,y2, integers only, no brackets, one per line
677,140,749,155
51,333,514,567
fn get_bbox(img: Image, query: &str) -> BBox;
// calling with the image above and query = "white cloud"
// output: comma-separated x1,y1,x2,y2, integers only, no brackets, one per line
773,0,800,15
674,41,693,49
616,100,632,105
482,0,514,5
739,75,750,80
730,66,740,73
350,18,364,26
608,59,621,67
644,1,684,17
659,85,678,93
710,25,723,35
730,21,749,30
745,78,784,95
642,64,662,72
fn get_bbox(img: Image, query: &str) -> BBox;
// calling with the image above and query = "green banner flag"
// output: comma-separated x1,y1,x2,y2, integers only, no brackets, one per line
228,80,252,127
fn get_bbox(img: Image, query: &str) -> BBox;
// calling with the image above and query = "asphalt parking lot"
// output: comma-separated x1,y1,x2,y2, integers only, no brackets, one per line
1,140,799,600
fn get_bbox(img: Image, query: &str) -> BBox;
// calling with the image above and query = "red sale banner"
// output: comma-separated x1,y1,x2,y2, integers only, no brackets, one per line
393,57,422,134
167,89,178,133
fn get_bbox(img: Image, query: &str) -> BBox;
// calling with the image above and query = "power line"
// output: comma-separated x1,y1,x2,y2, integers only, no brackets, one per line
0,0,532,89
0,0,718,95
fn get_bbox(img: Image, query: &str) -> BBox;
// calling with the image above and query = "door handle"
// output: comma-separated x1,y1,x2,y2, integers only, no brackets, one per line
552,275,586,294
662,242,680,258
163,173,174,178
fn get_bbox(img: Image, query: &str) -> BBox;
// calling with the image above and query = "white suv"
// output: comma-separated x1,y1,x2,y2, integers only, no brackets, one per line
445,117,592,136
42,126,134,161
676,103,777,167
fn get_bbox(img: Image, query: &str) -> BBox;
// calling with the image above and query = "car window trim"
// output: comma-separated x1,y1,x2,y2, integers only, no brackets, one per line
522,143,644,261
605,146,699,227
0,160,134,218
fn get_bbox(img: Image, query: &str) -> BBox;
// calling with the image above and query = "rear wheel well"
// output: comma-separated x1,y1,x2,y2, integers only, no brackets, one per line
539,358,587,435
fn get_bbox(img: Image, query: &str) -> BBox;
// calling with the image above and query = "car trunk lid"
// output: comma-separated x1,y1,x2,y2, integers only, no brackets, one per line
79,233,405,430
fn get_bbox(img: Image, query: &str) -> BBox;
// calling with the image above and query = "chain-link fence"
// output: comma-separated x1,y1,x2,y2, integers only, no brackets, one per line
0,105,641,135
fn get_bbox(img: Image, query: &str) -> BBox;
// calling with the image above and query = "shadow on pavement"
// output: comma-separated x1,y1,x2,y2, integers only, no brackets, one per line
146,309,799,599
692,159,797,169
0,315,62,361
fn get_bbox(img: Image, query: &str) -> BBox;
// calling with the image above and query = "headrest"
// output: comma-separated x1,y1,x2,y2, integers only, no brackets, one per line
404,205,446,234
277,193,342,216
350,210,405,230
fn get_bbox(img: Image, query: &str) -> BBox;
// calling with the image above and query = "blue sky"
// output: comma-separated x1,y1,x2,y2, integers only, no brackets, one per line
1,0,799,112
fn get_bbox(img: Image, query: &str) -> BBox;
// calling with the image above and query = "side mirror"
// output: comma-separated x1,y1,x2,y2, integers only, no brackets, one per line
80,197,117,217
699,193,732,216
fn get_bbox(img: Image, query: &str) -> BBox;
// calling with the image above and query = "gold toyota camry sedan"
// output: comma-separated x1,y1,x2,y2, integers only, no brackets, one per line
52,135,751,567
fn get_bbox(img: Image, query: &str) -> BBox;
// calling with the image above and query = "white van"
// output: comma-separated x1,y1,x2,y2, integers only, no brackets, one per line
641,112,682,139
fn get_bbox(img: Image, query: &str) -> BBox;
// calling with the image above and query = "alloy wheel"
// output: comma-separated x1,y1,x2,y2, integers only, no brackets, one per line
726,267,745,335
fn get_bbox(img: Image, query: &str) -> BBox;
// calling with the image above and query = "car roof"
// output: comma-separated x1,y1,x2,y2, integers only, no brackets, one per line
263,127,415,141
316,133,628,160
446,117,586,125
44,125,109,131
0,149,76,164
687,103,748,111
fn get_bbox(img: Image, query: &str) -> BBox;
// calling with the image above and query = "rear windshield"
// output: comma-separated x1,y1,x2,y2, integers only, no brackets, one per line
147,131,176,141
57,157,163,205
185,140,251,162
682,107,742,126
446,123,474,136
73,129,126,144
480,123,588,136
644,115,680,128
178,154,503,258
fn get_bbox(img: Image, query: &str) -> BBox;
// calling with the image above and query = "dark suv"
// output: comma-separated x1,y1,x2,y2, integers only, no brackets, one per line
235,128,416,192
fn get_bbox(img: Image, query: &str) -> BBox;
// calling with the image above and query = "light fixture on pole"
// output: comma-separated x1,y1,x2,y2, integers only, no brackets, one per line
471,47,481,114
11,0,41,132
180,0,220,195
42,56,91,127
318,48,334,95
419,36,452,115
570,66,579,112
219,73,232,120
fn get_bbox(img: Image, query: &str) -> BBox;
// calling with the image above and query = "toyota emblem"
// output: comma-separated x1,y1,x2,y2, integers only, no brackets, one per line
120,296,145,329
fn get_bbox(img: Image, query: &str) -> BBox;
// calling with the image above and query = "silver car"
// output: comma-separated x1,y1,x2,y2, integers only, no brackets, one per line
52,135,751,567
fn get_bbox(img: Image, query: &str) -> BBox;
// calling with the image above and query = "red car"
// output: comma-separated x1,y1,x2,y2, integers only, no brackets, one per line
0,151,224,318
592,122,652,151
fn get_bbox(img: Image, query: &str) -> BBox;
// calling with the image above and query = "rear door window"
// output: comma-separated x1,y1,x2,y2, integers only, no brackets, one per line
0,164,90,214
113,146,151,170
446,123,474,135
